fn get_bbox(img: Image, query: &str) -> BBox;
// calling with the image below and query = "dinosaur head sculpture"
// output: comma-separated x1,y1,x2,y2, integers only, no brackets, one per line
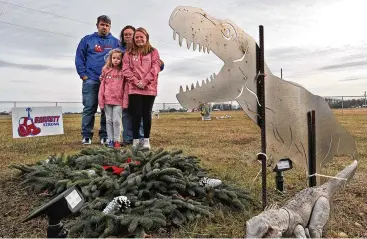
246,208,287,238
169,6,357,185
169,6,260,110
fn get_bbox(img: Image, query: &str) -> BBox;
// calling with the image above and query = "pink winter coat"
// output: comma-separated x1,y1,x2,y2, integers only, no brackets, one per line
122,48,160,97
122,80,129,109
98,67,126,109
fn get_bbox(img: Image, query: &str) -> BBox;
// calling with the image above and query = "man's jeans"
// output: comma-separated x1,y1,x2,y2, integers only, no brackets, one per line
81,83,107,139
122,108,144,143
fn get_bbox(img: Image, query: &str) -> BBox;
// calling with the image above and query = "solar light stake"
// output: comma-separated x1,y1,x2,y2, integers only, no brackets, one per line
275,171,284,192
23,186,85,238
273,158,293,192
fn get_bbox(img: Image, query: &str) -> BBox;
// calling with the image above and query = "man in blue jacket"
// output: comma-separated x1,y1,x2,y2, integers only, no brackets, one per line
75,15,120,145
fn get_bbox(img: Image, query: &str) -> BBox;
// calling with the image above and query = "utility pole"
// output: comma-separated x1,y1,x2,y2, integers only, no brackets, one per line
281,68,283,79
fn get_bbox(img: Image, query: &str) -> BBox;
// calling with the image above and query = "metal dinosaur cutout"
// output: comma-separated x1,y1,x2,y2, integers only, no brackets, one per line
169,6,357,184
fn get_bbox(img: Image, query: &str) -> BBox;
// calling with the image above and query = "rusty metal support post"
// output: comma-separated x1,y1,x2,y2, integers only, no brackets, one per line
257,25,267,210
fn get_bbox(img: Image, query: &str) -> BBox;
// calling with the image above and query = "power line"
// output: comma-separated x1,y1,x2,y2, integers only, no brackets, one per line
0,20,79,38
0,0,177,46
0,0,90,24
0,1,220,65
0,21,221,65
2,0,362,59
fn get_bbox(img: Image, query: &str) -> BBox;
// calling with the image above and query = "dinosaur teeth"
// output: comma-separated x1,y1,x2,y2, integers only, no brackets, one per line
213,73,216,79
186,85,189,91
206,78,210,84
186,39,192,49
173,31,212,55
196,81,200,88
179,85,183,93
179,35,183,47
191,83,195,90
210,74,214,81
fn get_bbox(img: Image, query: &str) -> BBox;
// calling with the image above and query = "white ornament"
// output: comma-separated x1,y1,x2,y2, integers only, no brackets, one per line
103,196,131,214
199,177,222,188
86,169,96,176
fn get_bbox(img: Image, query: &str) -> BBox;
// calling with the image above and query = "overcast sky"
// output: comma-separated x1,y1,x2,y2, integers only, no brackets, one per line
1,0,367,109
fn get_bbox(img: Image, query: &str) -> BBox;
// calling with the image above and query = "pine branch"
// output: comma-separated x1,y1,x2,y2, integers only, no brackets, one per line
13,147,258,238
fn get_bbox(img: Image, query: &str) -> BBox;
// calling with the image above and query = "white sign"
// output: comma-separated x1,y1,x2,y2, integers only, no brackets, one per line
277,160,290,170
12,106,64,138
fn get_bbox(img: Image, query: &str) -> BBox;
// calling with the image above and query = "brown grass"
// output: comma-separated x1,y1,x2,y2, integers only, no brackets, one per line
0,109,366,237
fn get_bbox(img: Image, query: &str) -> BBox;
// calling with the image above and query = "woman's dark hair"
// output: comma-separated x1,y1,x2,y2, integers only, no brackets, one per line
120,25,136,47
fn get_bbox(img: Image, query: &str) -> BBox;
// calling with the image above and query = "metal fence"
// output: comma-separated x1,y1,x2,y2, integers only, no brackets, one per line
0,101,184,114
0,94,366,114
323,95,367,111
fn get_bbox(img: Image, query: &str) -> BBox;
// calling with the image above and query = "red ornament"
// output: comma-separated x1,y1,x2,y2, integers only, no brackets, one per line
103,165,125,175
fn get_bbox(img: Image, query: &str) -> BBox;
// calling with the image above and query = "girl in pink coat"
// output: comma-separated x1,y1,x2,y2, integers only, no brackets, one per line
98,48,126,148
122,27,161,150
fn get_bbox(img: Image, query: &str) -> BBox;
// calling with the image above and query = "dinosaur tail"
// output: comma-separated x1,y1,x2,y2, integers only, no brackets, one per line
324,160,358,198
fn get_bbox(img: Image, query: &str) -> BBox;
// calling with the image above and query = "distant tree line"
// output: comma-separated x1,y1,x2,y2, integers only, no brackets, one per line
159,108,187,113
211,103,242,111
324,98,367,109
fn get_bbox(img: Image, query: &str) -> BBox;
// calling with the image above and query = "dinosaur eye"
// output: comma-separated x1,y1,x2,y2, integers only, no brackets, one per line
221,23,237,40
224,28,230,36
222,28,231,39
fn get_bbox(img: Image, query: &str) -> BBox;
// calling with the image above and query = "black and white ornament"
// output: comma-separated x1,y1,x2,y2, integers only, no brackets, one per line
199,177,222,188
102,196,131,214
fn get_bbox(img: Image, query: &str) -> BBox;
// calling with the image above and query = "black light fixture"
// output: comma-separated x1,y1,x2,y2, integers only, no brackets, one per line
23,185,85,238
273,158,293,192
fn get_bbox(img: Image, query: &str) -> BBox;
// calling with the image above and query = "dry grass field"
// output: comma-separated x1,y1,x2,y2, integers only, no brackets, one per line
0,109,366,237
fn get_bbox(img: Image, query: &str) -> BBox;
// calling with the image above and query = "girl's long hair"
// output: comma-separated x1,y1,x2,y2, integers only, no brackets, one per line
127,27,154,56
102,48,123,71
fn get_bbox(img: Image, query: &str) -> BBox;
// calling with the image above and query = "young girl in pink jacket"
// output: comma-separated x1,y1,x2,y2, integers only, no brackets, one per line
122,27,161,150
98,48,126,149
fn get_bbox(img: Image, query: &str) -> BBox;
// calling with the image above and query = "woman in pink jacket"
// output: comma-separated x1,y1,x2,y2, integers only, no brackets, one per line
98,48,126,149
122,27,160,150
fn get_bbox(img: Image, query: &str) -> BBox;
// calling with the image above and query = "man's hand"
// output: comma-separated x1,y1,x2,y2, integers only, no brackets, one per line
158,59,164,67
82,76,88,81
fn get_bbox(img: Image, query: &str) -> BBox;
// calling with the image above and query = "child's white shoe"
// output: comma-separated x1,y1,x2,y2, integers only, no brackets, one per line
139,138,144,147
142,138,151,150
132,139,140,150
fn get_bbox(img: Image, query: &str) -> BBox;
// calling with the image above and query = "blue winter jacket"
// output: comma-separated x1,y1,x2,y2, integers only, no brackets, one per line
75,32,120,84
